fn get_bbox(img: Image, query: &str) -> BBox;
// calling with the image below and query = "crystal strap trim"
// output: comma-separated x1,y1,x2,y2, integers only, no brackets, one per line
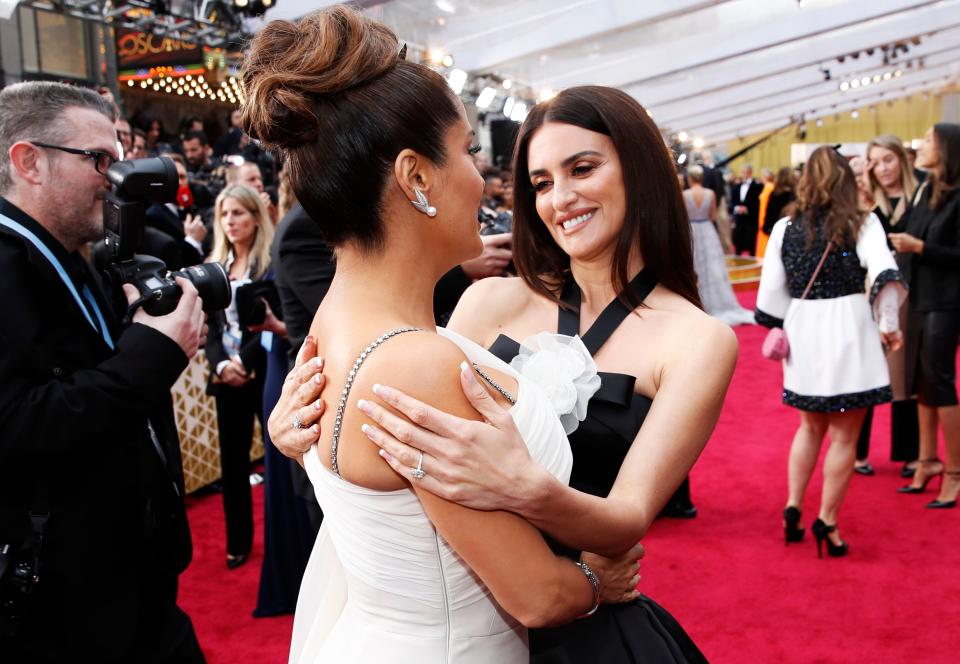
331,327,422,478
472,363,517,405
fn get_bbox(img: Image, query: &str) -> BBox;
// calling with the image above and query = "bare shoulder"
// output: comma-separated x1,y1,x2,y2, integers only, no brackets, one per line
649,289,738,371
447,276,536,346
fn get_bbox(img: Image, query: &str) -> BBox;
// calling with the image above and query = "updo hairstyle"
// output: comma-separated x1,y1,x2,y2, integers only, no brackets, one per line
241,5,460,252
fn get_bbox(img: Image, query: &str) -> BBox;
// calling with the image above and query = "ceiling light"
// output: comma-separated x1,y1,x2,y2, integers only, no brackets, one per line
127,80,134,87
873,74,881,83
860,76,871,86
435,0,456,13
883,72,893,80
839,81,849,91
693,137,705,149
447,68,467,95
502,79,512,90
510,102,528,123
503,96,515,117
851,110,860,119
475,86,497,109
427,48,445,64
850,79,860,88
441,54,455,68
677,153,687,165
678,131,689,142
537,88,556,102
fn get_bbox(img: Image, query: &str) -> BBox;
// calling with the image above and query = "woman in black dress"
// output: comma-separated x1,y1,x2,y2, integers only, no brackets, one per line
889,123,960,508
273,87,737,661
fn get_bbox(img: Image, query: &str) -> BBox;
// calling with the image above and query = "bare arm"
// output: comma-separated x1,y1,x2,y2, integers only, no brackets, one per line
356,338,603,627
364,318,738,557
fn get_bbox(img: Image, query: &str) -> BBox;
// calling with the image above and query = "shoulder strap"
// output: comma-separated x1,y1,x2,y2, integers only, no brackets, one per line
558,269,658,356
800,241,833,301
331,327,421,478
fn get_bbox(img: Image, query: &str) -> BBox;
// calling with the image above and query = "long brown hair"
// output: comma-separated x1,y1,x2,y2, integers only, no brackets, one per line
866,134,917,221
927,123,960,210
511,86,700,311
773,167,797,196
240,5,459,253
793,146,866,246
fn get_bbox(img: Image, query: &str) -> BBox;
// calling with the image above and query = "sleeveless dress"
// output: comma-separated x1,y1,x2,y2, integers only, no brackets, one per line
489,270,709,664
684,189,755,326
290,327,573,663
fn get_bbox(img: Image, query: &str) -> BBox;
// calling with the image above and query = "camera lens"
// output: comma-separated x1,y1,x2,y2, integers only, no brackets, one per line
172,262,231,313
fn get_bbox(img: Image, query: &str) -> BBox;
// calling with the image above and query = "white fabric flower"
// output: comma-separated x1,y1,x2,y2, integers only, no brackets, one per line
510,332,601,434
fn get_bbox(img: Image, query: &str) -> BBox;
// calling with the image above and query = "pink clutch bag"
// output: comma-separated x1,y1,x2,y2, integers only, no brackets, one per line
762,328,789,360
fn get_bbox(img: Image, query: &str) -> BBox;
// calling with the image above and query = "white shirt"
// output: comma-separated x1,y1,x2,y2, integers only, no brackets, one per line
740,179,753,203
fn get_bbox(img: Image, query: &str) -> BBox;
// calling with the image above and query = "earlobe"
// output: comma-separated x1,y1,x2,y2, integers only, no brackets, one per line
394,149,439,218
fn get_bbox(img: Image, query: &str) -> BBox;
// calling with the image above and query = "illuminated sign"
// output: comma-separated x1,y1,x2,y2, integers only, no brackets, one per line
116,27,199,68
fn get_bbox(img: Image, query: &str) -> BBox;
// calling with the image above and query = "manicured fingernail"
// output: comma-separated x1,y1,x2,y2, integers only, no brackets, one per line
372,384,383,396
357,399,371,413
379,449,393,462
311,424,320,434
312,356,324,368
362,423,371,434
314,400,322,411
460,361,469,374
313,374,322,385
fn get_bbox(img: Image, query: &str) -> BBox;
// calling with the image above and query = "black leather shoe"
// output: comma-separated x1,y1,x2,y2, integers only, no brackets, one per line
811,519,848,559
854,461,875,476
226,553,248,570
901,463,917,478
783,506,804,544
661,503,698,519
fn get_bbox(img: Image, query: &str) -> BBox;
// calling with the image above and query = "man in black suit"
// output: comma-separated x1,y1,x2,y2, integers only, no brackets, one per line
144,154,208,268
730,164,764,255
0,82,206,662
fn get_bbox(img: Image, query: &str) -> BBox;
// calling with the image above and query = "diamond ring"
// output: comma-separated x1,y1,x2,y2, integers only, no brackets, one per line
411,451,426,480
292,413,309,430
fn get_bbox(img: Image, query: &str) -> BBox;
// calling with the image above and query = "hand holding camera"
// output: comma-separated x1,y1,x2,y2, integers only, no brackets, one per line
122,277,206,359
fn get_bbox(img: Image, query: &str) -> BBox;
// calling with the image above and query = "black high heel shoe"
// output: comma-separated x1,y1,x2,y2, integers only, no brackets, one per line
811,519,848,559
898,458,943,494
927,470,960,509
783,506,804,544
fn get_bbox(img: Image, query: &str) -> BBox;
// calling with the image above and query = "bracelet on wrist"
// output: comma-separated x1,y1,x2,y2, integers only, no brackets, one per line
575,558,601,619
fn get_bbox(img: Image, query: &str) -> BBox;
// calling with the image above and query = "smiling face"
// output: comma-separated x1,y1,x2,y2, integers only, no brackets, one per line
867,145,903,192
526,122,626,263
218,196,257,249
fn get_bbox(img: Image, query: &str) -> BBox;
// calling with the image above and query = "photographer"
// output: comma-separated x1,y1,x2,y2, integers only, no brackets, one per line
0,82,206,662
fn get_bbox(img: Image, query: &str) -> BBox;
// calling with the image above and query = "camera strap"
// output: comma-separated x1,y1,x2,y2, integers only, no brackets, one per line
0,212,114,350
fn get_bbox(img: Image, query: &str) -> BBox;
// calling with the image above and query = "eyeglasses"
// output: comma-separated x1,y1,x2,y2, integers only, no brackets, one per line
30,142,118,175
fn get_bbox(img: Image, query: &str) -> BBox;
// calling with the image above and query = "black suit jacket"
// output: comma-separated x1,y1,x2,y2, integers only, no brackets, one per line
205,269,269,396
0,198,191,660
271,204,336,369
731,179,764,227
903,187,960,312
145,202,205,269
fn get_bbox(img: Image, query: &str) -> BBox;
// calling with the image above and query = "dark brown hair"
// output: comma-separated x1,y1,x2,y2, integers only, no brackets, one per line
793,146,865,246
511,86,700,311
240,6,460,252
928,123,960,210
773,166,797,196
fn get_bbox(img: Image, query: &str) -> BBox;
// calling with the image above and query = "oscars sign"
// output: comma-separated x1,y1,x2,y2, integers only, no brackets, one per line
116,27,200,69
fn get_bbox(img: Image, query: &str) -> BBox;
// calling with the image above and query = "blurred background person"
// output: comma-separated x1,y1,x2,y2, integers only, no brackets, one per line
762,167,798,236
130,128,148,160
731,164,763,255
205,184,276,570
755,168,776,257
890,123,960,508
854,137,921,477
756,146,905,558
685,165,754,325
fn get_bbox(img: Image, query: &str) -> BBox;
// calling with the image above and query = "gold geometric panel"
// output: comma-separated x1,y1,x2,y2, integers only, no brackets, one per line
173,351,264,494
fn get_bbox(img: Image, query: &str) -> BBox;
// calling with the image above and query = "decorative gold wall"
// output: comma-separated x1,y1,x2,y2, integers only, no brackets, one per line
725,87,956,174
172,352,264,494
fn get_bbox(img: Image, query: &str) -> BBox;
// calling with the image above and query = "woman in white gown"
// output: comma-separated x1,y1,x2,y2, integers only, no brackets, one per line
241,7,639,663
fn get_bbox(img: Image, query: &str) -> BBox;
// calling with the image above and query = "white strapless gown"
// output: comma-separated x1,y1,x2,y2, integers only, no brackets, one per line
290,327,573,664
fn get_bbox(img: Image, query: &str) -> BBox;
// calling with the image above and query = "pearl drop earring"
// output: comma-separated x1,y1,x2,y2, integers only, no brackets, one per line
410,188,438,218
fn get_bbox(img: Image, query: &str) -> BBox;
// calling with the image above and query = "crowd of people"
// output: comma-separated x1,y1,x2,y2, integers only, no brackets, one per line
1,3,959,662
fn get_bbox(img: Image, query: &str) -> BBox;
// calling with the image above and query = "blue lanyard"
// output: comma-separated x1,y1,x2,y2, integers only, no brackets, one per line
0,212,115,350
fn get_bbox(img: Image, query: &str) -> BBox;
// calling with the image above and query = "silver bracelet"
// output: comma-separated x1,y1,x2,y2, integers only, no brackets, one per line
575,559,601,618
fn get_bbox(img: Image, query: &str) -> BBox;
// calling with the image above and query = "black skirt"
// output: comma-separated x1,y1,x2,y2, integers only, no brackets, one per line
530,595,709,664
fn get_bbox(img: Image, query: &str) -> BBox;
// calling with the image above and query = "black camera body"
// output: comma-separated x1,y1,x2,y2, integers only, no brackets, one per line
102,158,230,316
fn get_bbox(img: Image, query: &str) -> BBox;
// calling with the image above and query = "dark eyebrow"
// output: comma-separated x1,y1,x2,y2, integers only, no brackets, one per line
529,150,604,178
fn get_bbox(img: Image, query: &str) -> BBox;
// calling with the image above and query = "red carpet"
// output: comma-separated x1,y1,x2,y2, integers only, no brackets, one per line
180,290,960,663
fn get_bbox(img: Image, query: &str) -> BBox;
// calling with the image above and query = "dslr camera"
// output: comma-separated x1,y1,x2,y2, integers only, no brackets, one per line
101,157,230,316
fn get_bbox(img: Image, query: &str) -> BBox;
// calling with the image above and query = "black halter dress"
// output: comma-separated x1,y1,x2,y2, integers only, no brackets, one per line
488,270,708,664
